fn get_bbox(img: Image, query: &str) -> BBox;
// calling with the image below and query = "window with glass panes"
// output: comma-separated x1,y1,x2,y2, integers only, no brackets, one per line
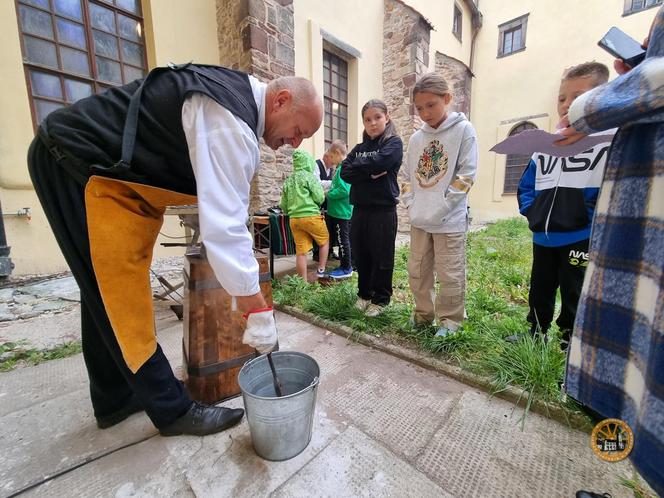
498,14,528,58
503,122,537,194
322,50,348,147
452,4,462,41
626,0,663,14
15,0,147,127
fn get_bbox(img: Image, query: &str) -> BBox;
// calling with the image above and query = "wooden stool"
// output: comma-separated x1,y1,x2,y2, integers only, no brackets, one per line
182,247,272,404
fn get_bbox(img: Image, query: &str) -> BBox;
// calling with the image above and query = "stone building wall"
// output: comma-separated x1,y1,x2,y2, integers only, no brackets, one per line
435,52,472,117
382,0,432,230
216,0,295,212
216,0,252,72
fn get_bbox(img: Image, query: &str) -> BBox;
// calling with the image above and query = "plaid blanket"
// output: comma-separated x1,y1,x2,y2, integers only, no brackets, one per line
269,212,296,256
565,7,664,495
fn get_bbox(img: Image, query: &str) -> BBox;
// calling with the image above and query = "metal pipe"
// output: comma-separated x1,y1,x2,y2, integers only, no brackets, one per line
0,198,14,278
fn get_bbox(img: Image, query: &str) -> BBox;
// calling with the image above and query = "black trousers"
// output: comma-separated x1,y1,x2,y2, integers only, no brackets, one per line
350,208,397,305
27,136,192,429
327,216,351,270
527,239,589,332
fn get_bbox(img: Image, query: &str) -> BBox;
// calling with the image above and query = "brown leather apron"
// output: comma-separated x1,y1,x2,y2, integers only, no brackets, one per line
85,175,196,372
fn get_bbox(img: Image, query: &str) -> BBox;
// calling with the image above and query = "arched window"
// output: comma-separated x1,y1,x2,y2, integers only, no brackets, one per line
503,121,537,194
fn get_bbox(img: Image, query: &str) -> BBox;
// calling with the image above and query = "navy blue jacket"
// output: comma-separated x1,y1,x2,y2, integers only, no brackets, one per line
340,135,403,210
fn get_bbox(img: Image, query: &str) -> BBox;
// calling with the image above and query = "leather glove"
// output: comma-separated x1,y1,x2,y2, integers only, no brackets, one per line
242,307,278,354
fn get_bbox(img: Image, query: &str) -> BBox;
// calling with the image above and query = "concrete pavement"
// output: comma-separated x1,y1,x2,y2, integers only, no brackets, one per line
0,281,640,498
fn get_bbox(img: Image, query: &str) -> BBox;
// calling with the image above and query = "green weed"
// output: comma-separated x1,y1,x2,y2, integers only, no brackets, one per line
273,219,576,414
0,340,82,372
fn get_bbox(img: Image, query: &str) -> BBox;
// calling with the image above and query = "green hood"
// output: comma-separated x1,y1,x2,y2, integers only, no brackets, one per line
292,149,316,173
280,149,325,218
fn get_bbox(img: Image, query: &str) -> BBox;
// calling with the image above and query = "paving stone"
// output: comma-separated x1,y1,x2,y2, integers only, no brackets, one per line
274,426,452,498
20,276,80,302
415,390,633,498
12,293,42,305
0,288,15,302
31,301,74,314
18,311,40,320
324,369,457,460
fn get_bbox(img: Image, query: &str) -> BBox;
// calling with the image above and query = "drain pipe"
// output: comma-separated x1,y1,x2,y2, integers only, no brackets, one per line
463,0,482,119
467,0,482,74
0,199,14,278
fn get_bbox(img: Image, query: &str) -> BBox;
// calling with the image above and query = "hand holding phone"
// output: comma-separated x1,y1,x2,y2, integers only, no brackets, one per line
598,27,646,68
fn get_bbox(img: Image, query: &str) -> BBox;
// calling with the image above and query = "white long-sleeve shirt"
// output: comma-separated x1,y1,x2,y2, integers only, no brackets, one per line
181,76,266,296
313,158,333,191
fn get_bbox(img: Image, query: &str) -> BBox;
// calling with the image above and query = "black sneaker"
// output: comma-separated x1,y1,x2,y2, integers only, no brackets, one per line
576,491,611,498
159,401,244,437
560,328,572,352
505,327,548,344
96,396,144,429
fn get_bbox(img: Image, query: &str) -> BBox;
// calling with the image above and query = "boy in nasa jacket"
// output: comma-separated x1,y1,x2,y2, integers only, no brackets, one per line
514,62,612,350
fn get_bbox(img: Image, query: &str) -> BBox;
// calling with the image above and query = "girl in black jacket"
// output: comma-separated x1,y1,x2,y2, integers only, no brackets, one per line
341,99,403,316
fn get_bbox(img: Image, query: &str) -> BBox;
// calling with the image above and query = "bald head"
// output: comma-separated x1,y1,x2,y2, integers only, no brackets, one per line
263,77,323,150
268,77,320,107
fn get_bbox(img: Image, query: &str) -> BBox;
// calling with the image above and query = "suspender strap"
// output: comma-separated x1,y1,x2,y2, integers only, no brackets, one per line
106,62,258,178
94,65,172,178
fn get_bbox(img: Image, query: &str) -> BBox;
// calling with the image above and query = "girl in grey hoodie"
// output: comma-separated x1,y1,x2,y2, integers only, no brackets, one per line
401,73,478,336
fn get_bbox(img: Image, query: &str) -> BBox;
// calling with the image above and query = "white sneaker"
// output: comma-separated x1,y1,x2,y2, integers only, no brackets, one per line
365,303,384,317
435,326,457,337
355,298,371,311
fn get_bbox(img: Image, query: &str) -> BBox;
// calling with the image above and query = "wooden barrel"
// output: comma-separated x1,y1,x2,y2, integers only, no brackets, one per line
182,247,272,404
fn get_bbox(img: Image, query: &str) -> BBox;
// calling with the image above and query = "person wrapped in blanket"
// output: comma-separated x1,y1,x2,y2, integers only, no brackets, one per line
557,7,664,496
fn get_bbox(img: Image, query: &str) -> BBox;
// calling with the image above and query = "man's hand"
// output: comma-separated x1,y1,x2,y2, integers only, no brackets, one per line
555,114,587,146
236,292,267,313
242,308,278,354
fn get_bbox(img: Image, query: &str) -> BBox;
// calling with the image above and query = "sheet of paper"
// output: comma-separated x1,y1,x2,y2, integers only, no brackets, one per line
490,129,614,157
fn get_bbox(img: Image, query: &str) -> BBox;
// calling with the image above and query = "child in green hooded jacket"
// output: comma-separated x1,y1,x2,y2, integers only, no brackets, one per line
326,150,354,279
280,149,330,280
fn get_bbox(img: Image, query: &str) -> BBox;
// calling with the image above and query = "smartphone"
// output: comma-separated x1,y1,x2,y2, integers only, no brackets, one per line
598,27,646,68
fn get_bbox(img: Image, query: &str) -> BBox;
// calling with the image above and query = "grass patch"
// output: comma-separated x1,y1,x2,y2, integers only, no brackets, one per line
273,218,580,417
0,340,82,372
618,474,657,498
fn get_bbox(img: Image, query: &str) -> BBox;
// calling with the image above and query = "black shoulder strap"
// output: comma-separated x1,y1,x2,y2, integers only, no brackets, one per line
118,65,167,167
90,64,172,179
107,62,257,176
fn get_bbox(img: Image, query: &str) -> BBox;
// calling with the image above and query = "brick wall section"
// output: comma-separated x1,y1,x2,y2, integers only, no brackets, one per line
216,0,295,212
383,0,432,231
435,51,472,117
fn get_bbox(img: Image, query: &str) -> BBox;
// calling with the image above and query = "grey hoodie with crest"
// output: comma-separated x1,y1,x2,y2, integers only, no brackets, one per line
402,112,478,233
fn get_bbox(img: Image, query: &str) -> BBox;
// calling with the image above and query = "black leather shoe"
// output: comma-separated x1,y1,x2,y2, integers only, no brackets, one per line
576,491,611,498
159,401,244,437
96,396,144,429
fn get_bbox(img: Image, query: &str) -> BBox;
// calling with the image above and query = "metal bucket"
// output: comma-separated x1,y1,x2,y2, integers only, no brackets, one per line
238,351,320,461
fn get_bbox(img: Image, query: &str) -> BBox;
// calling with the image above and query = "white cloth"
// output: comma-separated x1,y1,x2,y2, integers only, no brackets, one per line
181,76,266,296
242,309,278,354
